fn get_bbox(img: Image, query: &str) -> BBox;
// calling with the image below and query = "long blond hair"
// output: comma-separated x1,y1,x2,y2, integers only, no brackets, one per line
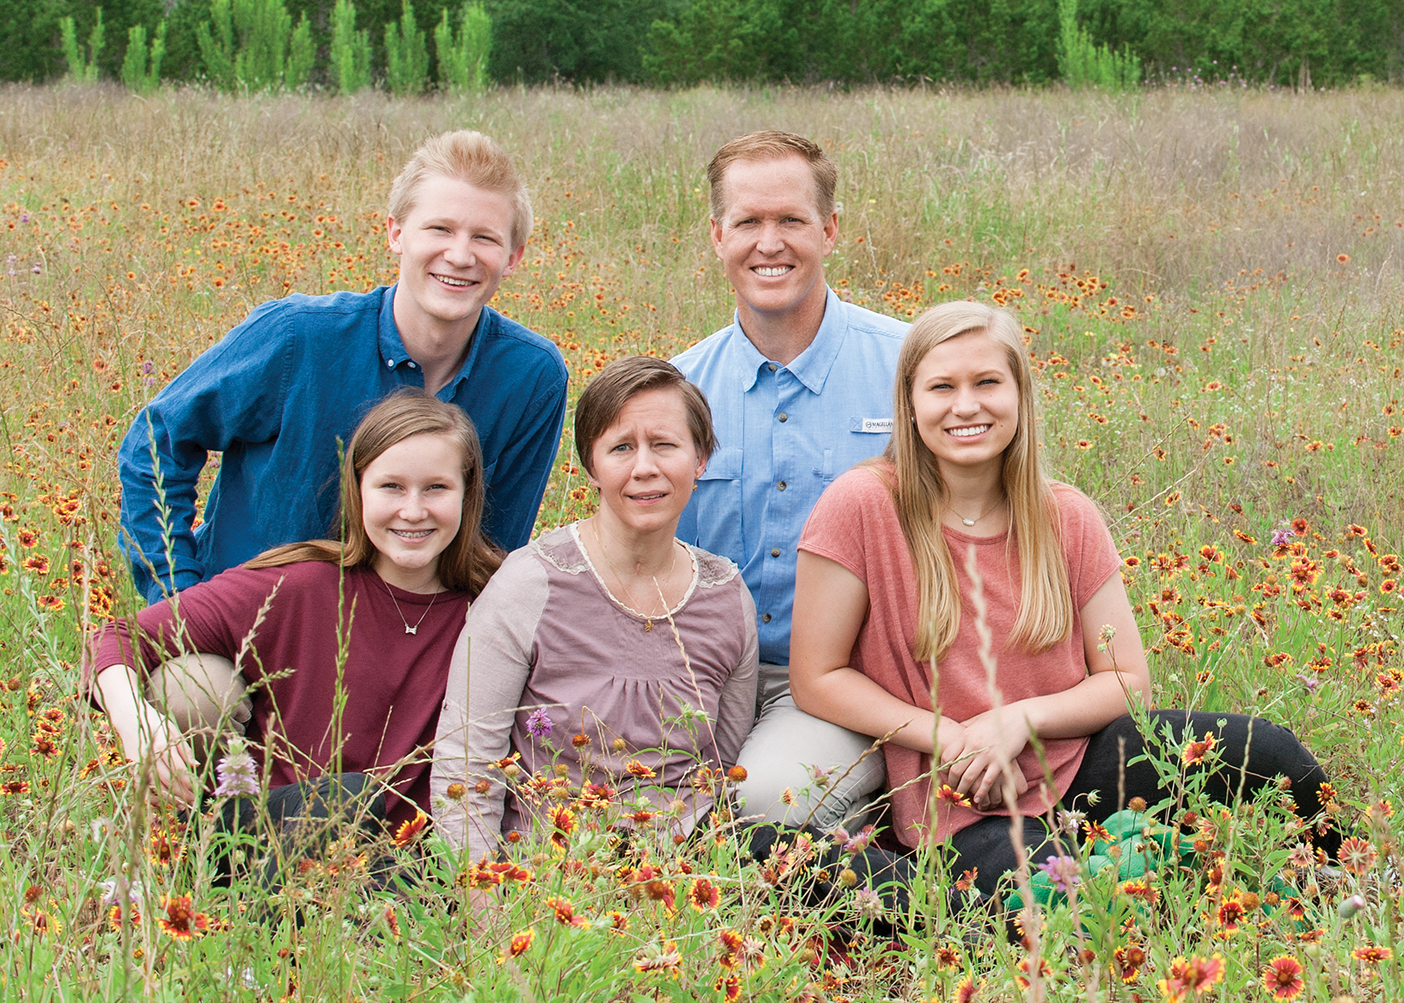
875,301,1070,663
246,391,502,596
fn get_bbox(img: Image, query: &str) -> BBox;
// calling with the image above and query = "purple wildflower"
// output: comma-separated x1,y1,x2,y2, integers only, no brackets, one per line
852,886,884,919
214,738,260,797
840,824,875,854
1270,527,1293,547
1038,854,1081,893
525,708,552,738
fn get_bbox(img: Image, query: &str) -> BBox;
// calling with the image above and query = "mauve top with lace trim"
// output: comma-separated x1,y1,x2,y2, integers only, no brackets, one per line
431,524,759,858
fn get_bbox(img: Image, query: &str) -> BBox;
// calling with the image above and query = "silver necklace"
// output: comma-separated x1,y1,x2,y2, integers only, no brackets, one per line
383,578,437,634
591,522,678,633
948,496,1006,528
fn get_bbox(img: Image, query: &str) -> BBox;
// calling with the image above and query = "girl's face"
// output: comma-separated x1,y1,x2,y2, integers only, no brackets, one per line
588,388,706,539
910,330,1020,478
360,432,465,591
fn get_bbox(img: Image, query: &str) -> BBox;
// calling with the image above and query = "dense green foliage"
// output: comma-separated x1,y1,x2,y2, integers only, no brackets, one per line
1,0,1399,89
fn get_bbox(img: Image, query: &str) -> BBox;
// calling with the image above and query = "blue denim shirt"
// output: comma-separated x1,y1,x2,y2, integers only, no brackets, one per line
673,288,907,665
119,286,568,605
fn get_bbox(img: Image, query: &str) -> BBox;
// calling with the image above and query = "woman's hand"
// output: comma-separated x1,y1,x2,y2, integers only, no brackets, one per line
939,706,1032,811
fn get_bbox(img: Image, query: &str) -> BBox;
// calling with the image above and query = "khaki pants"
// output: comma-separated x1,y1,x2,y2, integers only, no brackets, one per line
733,662,886,831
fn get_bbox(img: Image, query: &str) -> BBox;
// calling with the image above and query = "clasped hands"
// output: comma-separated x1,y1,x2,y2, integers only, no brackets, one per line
937,706,1032,812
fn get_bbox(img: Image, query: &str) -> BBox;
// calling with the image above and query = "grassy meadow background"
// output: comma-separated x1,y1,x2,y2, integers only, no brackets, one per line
2,82,1404,999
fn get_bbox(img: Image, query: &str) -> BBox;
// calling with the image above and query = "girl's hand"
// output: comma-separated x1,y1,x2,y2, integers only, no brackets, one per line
939,707,1032,811
113,702,199,808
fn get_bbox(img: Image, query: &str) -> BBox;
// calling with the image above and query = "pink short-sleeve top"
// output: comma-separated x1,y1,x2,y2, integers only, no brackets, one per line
798,462,1121,846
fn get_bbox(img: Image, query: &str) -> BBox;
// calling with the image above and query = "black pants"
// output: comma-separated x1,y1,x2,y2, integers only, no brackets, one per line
210,772,388,893
946,710,1334,899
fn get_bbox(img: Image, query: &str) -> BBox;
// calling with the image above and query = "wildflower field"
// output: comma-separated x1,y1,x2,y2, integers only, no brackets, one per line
2,82,1404,1001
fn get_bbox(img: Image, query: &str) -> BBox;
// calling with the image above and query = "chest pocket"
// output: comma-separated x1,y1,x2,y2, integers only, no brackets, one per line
693,446,744,559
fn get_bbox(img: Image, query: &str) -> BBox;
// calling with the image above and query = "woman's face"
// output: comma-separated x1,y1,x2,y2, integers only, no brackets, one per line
588,388,706,539
910,330,1020,478
360,432,465,590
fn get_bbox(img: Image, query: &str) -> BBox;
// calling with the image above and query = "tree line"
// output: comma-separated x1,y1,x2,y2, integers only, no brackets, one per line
6,0,1402,91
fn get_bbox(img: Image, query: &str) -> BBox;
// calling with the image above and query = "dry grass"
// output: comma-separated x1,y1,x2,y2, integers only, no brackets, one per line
3,82,1404,1000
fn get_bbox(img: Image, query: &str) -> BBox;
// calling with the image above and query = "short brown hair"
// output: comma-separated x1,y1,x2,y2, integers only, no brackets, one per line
387,131,533,249
574,357,717,477
247,390,502,596
706,131,838,222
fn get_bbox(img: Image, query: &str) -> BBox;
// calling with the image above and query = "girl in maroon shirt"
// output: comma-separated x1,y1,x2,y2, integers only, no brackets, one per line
87,391,501,829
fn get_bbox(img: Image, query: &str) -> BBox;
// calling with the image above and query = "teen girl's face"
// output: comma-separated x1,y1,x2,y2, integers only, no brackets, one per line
361,432,465,591
910,330,1020,478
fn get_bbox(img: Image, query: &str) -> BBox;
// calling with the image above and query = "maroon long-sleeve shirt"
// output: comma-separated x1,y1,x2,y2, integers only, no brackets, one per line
87,561,469,825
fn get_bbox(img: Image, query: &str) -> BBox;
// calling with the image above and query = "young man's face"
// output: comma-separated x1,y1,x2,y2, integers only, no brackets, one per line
386,173,524,339
709,154,838,330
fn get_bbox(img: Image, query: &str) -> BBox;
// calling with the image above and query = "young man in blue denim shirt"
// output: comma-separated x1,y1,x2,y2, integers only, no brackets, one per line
119,131,567,605
673,132,908,829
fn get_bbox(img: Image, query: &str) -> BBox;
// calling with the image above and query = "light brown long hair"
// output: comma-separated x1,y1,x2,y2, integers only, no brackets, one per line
874,300,1070,663
246,391,502,596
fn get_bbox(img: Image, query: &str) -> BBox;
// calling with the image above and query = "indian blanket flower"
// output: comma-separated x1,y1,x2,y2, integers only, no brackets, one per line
1337,836,1377,874
1352,944,1392,964
935,783,972,807
214,738,260,797
632,939,682,977
1115,943,1147,982
524,708,552,738
1261,954,1305,1000
157,894,210,940
1158,954,1225,1000
687,877,720,911
394,810,429,847
1182,732,1218,766
503,928,535,960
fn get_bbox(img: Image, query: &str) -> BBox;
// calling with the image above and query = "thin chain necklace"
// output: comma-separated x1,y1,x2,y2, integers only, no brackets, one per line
591,522,678,633
382,577,438,635
948,495,1006,528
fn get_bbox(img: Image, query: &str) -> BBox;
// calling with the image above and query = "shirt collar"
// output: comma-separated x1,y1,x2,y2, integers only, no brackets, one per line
377,285,412,368
731,287,845,394
377,285,486,392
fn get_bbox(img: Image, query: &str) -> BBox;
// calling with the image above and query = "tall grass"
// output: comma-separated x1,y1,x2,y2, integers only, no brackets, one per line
2,82,1404,999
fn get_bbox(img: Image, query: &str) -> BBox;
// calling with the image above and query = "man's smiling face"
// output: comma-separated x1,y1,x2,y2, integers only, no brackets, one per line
709,154,838,332
386,172,524,339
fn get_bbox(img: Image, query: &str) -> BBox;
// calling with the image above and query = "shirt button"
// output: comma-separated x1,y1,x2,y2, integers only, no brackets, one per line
777,412,788,422
770,548,780,557
761,613,772,623
767,363,777,372
777,481,786,491
386,360,394,368
407,361,417,368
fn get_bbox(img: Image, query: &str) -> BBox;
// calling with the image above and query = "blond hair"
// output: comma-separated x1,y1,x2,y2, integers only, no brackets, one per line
874,301,1070,663
247,391,502,596
706,131,838,222
387,130,533,249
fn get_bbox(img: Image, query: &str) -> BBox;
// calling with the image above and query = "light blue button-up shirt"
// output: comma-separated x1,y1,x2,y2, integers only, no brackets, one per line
673,288,908,665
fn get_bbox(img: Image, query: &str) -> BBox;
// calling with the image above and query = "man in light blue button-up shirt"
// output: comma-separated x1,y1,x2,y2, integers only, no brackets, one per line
673,132,908,828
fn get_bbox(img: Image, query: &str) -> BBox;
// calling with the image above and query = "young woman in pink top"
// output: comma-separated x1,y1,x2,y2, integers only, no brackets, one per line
790,301,1334,900
87,391,502,836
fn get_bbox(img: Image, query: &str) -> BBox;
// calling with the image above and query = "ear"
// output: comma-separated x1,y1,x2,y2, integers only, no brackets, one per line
386,214,404,255
709,216,725,260
693,456,707,482
821,210,838,256
502,242,526,279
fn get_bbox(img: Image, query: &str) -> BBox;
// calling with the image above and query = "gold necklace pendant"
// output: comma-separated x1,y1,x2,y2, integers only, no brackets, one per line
644,621,653,633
